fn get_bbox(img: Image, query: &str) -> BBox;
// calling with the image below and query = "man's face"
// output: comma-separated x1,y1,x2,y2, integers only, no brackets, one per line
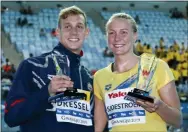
107,18,137,56
57,14,89,54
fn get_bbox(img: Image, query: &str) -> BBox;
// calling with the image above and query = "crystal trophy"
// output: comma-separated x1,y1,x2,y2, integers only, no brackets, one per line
48,53,86,103
125,53,157,103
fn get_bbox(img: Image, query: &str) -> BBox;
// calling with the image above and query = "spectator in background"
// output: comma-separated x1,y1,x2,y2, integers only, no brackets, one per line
17,17,28,27
168,60,181,86
154,45,160,58
22,17,28,26
167,46,175,61
27,6,33,15
174,50,181,62
180,49,188,84
91,69,97,76
2,58,11,73
145,44,152,54
1,58,14,81
103,47,114,57
10,64,16,75
181,42,185,51
161,51,169,63
159,46,165,58
51,28,58,37
57,4,63,9
142,43,147,53
39,28,46,38
135,15,141,24
135,39,143,55
159,37,164,47
29,53,33,57
170,7,184,19
19,6,27,15
1,6,8,13
173,41,180,51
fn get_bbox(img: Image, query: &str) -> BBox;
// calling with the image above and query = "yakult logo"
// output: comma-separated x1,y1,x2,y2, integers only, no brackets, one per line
108,91,127,99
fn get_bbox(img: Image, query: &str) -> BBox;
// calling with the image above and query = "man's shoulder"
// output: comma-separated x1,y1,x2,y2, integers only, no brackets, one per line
25,52,52,67
80,65,93,78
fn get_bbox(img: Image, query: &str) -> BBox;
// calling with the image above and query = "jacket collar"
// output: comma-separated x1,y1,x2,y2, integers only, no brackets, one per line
53,42,82,67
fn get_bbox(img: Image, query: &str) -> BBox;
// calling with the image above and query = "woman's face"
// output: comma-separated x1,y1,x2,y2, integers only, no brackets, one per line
107,18,137,56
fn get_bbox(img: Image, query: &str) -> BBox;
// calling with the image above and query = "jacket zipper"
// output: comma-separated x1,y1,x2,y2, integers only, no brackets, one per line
78,65,83,90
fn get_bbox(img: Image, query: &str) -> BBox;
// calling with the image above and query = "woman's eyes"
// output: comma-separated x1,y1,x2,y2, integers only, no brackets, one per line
77,25,84,29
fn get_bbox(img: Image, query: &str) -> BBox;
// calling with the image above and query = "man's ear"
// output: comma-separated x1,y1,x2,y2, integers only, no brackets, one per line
85,28,90,37
56,28,60,35
56,28,61,39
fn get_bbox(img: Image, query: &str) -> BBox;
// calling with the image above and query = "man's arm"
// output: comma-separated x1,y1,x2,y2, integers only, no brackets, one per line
4,60,51,127
94,96,107,132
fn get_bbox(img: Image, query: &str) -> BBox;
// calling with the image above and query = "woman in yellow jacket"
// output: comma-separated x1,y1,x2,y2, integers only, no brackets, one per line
94,12,182,132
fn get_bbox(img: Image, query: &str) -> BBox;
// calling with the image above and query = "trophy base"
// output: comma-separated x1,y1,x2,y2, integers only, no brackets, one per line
126,92,154,103
125,88,154,103
64,89,87,100
48,89,87,103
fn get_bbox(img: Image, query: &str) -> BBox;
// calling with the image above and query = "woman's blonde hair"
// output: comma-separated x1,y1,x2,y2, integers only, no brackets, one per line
106,13,138,33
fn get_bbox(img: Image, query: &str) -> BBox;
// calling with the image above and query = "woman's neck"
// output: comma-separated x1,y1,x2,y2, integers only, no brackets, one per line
113,53,139,73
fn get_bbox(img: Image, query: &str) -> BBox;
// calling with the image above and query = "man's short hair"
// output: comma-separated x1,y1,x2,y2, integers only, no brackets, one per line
58,5,87,28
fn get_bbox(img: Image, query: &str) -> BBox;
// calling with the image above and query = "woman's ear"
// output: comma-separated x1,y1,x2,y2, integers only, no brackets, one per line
133,32,138,43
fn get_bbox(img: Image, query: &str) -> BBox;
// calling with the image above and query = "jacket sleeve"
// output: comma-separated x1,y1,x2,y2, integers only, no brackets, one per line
4,60,52,127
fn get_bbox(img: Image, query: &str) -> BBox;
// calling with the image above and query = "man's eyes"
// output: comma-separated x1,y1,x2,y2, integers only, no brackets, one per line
121,31,128,34
64,25,71,29
108,32,114,35
64,25,84,29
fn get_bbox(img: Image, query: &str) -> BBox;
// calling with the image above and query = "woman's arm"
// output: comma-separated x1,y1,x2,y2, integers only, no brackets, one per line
156,81,182,128
94,96,108,132
137,81,182,128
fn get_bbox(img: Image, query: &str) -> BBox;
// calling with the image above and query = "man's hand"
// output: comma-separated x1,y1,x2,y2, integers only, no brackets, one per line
48,75,74,95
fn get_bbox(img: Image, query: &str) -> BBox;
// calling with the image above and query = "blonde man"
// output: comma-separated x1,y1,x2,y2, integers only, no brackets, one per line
5,6,94,132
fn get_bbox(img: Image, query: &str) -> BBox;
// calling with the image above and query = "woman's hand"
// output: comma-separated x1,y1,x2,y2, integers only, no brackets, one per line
136,97,164,113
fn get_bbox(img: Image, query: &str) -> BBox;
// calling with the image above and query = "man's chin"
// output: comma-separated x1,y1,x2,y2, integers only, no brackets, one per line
68,47,82,54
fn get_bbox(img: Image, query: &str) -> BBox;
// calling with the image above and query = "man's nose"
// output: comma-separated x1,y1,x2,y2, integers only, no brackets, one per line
71,28,78,35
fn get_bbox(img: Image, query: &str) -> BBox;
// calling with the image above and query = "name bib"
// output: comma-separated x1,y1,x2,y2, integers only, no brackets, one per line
105,88,146,128
55,89,92,126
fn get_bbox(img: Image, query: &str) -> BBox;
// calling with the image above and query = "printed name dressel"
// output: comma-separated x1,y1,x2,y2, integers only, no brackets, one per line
107,102,141,113
56,101,89,111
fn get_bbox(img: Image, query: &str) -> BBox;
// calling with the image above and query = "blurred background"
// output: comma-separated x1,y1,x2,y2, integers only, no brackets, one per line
1,1,188,132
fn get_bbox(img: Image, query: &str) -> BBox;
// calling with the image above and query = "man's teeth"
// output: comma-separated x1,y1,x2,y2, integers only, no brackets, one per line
68,38,79,42
114,44,124,48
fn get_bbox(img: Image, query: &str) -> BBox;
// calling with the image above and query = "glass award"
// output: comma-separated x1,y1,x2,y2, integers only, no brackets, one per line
125,53,157,103
125,88,154,103
48,53,86,103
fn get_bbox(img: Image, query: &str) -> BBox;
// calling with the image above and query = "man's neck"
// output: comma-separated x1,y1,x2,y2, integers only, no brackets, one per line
113,53,139,73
